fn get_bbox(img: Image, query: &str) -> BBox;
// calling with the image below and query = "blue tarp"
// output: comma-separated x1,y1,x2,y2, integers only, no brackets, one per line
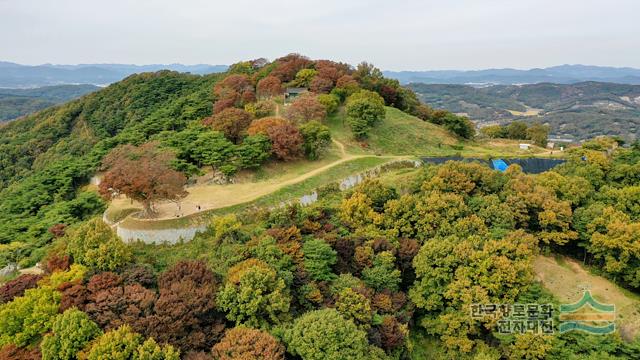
421,157,566,174
492,159,509,172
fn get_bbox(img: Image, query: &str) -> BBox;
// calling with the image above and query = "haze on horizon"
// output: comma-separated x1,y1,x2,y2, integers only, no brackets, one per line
1,0,639,71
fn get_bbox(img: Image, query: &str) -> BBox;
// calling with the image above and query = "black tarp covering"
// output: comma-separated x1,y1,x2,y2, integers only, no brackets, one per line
421,157,566,174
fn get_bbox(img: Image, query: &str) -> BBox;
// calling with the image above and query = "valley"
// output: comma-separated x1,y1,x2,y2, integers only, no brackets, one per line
409,82,640,142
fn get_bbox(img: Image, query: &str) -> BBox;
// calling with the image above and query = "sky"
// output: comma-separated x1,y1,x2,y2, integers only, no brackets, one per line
1,0,639,70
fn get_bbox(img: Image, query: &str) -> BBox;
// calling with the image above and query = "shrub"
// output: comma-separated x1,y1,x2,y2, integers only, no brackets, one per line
0,274,42,304
0,286,60,347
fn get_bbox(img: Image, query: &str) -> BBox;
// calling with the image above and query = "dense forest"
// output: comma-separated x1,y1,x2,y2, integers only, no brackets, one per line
409,82,640,141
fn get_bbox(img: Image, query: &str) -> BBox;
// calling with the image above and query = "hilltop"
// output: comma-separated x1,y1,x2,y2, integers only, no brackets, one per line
0,54,491,270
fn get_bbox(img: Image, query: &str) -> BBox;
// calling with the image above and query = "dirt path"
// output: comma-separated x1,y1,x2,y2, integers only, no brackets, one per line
110,139,393,221
333,138,348,157
534,255,640,339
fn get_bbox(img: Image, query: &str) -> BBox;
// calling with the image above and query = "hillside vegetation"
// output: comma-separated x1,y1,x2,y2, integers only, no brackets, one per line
410,82,640,141
8,54,640,360
0,54,478,270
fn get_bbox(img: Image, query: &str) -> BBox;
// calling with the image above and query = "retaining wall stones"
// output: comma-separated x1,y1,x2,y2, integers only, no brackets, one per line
112,159,422,244
116,224,208,244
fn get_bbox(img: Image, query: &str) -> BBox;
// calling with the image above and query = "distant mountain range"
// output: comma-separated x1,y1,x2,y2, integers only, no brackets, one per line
408,82,640,141
384,65,640,85
0,62,228,88
3,62,640,88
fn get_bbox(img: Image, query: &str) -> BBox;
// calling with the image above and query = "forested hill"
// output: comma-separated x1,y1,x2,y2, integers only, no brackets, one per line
0,54,473,269
0,70,221,264
0,84,100,122
409,82,640,141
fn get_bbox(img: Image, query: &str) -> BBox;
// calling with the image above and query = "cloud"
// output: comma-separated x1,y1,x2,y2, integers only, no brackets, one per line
0,0,638,69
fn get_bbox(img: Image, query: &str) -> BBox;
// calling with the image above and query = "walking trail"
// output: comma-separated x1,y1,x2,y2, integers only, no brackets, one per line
108,139,397,221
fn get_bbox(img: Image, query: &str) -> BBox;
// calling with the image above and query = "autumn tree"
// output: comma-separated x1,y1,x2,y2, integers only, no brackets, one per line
270,54,313,82
84,282,156,334
0,274,42,304
526,123,550,147
336,75,359,92
213,74,256,113
314,60,350,83
65,218,132,272
299,121,331,160
309,77,334,93
99,142,187,218
361,251,401,292
480,125,506,139
317,94,340,115
135,337,181,360
265,123,304,161
292,69,318,88
588,207,640,286
507,121,528,139
148,261,224,352
257,76,283,98
409,230,538,353
286,93,327,124
247,117,289,136
40,308,102,360
217,259,291,328
202,108,253,143
245,100,276,118
82,325,139,359
211,327,285,360
377,316,406,353
335,288,373,328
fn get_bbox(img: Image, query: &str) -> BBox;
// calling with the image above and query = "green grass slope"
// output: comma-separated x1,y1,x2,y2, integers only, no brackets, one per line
328,106,461,156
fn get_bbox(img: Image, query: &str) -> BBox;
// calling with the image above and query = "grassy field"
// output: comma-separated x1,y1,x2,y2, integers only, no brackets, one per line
329,106,560,158
534,255,640,340
327,107,461,156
